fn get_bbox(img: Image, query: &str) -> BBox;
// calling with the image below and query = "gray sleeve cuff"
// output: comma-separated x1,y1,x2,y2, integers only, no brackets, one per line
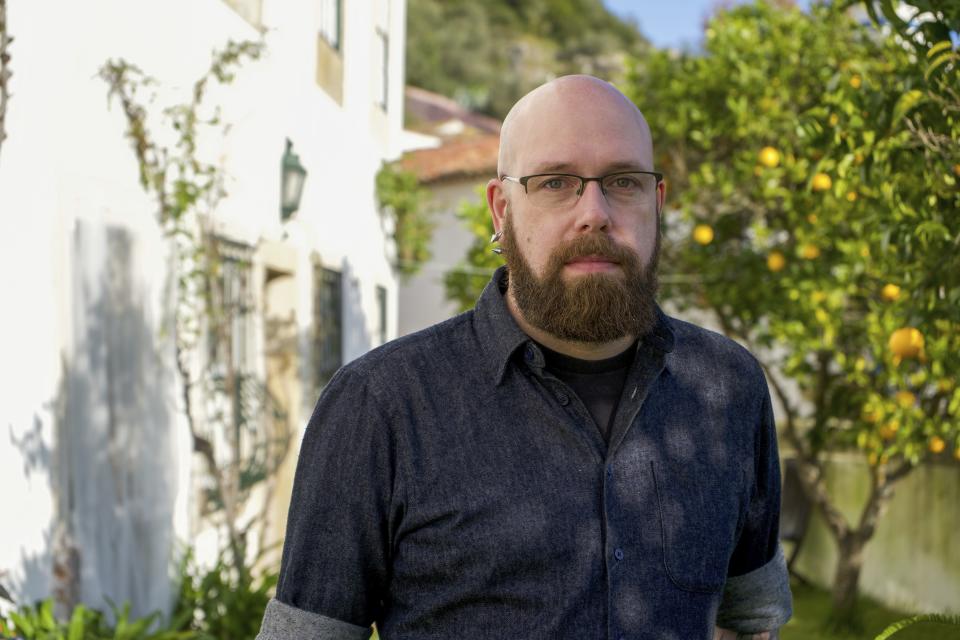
256,598,372,640
716,545,793,634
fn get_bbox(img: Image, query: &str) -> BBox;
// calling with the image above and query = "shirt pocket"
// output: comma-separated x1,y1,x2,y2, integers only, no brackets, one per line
651,461,745,594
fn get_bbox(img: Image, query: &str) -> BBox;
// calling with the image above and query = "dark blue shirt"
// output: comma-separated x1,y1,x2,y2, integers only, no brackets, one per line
257,268,792,640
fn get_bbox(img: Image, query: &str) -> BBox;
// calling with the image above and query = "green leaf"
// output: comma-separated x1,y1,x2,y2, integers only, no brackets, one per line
68,606,86,640
9,611,35,636
925,50,958,80
39,599,56,630
926,40,954,59
892,90,925,125
915,221,950,242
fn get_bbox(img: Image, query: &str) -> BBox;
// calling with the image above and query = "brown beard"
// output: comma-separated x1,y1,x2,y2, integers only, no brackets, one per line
501,214,660,344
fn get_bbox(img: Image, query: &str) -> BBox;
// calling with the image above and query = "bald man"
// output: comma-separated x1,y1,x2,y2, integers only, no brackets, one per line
258,76,792,640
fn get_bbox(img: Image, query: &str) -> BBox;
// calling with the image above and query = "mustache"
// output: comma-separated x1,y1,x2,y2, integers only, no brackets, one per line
549,233,639,268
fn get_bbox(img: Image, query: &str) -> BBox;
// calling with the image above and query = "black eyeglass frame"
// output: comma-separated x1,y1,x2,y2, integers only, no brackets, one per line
500,170,664,196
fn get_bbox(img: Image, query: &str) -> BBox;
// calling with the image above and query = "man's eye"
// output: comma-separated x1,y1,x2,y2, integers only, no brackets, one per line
611,176,640,189
543,178,570,190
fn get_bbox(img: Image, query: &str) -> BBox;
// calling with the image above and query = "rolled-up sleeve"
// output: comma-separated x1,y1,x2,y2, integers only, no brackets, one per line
257,599,371,640
716,384,793,633
716,545,792,633
256,366,400,639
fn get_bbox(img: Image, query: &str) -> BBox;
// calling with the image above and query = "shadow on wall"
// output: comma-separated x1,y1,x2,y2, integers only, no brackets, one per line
341,258,372,364
51,221,180,620
6,415,54,606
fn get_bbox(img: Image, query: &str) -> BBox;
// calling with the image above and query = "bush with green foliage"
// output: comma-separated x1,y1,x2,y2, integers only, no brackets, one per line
443,189,503,311
0,599,194,640
375,162,434,278
1,547,277,640
168,547,276,640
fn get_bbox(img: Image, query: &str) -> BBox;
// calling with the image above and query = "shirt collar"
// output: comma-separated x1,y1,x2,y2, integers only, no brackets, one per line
473,266,676,386
474,267,532,385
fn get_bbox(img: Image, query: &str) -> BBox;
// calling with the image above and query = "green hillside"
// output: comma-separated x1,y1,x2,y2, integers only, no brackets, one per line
405,0,648,119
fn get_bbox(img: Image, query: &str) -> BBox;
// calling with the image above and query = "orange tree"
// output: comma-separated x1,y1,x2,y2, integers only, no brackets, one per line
627,0,959,630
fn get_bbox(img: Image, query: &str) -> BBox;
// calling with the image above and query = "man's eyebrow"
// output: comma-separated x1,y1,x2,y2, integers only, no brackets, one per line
529,162,578,174
603,161,651,173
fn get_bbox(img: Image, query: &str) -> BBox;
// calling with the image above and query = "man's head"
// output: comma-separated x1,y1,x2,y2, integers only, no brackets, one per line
487,75,665,345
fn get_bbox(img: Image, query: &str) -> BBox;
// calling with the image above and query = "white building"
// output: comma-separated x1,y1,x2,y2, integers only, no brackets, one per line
397,87,500,335
0,0,406,619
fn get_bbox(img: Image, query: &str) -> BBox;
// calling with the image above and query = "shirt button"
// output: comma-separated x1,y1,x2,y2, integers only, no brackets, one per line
606,464,613,479
524,346,535,362
556,392,569,406
614,548,624,561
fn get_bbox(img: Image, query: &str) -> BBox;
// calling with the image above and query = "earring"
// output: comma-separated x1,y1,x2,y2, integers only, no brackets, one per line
490,230,503,254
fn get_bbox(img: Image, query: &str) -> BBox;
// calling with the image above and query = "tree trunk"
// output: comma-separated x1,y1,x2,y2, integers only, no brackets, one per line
828,532,867,632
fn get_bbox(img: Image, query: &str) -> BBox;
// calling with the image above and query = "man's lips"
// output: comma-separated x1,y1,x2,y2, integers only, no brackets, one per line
564,255,620,272
566,254,619,265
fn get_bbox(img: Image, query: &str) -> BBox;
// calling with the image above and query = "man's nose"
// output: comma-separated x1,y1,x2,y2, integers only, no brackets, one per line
574,179,612,231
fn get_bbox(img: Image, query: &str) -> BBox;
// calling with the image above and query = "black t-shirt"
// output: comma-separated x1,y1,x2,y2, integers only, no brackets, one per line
538,341,638,444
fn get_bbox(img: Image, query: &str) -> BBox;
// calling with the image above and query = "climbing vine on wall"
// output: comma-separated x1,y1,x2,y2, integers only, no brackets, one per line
100,40,289,570
0,0,13,163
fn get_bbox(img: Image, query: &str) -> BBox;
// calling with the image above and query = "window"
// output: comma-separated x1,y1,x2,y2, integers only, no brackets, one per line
373,0,390,110
314,266,343,388
316,0,344,102
376,285,388,345
319,0,341,50
208,239,255,379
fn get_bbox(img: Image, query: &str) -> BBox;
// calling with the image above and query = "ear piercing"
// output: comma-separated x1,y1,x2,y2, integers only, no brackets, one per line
490,230,503,254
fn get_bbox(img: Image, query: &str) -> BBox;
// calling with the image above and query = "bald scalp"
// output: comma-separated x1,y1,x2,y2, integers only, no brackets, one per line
497,75,653,177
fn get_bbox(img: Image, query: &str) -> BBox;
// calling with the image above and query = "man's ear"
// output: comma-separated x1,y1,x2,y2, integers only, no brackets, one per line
656,178,666,216
487,178,508,234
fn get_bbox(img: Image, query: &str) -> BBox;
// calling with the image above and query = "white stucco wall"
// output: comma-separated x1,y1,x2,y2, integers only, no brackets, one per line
398,180,491,336
0,0,404,618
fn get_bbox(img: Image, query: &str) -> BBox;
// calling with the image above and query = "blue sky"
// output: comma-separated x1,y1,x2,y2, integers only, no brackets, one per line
604,0,812,50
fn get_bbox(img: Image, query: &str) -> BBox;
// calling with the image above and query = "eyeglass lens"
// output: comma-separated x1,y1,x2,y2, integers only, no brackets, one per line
525,173,657,208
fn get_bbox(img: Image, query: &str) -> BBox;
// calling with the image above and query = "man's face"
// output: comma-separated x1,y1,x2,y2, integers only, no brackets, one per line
489,77,664,343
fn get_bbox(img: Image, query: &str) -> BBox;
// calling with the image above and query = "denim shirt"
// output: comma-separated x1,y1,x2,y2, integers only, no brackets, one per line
257,267,792,640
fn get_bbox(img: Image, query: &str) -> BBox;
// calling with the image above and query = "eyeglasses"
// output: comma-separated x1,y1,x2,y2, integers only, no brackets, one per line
500,171,662,209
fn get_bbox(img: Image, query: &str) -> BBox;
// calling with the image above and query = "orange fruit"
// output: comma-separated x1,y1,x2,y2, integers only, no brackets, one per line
767,251,786,272
895,391,916,408
954,163,960,177
759,146,781,168
801,244,821,260
693,224,714,245
929,436,946,454
846,191,858,202
829,113,840,126
881,284,901,302
812,173,832,191
850,75,862,89
879,421,899,440
888,327,924,359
